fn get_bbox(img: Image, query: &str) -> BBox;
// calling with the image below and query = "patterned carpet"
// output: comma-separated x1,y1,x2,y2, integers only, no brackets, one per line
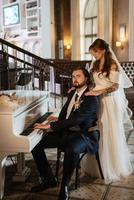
3,157,106,200
3,152,134,200
4,157,59,200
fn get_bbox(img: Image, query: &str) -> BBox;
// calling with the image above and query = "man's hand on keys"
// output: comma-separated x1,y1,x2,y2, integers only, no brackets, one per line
34,123,50,131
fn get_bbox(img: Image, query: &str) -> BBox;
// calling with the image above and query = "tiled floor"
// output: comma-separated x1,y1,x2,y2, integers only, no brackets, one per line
3,122,134,200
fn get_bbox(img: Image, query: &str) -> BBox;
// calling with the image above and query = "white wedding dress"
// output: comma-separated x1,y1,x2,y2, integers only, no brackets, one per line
82,70,133,183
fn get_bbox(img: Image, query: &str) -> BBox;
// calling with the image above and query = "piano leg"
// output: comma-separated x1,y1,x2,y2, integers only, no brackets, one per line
0,155,7,199
12,153,31,182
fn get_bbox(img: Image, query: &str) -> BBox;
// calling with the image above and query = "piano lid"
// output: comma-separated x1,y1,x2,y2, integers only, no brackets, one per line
0,90,49,114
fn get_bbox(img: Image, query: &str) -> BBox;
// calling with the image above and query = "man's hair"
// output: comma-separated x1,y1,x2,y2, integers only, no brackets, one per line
72,67,95,89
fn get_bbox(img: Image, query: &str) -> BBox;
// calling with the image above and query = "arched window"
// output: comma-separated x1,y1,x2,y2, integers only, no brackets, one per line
84,0,98,60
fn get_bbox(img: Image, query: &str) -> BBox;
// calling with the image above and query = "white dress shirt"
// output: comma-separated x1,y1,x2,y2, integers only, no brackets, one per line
66,86,87,119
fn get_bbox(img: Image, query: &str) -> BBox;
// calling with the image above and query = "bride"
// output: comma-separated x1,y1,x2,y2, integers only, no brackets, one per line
82,38,133,183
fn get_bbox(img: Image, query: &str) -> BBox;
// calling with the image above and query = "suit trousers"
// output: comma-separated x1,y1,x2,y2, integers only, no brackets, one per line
31,130,90,184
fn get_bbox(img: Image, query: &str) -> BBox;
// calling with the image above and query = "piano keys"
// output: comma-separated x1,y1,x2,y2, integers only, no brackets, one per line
0,90,50,199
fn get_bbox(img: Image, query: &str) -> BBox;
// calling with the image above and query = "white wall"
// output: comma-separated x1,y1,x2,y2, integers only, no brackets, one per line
0,0,4,37
79,0,87,60
98,0,113,45
0,0,54,59
40,0,55,59
71,0,81,60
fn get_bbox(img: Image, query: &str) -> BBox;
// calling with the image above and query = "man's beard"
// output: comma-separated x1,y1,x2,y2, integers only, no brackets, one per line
73,81,86,89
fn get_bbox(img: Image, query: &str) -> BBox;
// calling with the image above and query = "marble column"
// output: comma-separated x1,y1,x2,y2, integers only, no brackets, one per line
71,0,81,60
98,0,113,45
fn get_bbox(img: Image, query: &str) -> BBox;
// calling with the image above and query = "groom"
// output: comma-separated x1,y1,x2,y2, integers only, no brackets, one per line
31,67,99,200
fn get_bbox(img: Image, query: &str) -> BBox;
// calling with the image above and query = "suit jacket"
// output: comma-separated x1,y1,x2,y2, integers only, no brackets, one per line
50,88,100,154
50,88,99,131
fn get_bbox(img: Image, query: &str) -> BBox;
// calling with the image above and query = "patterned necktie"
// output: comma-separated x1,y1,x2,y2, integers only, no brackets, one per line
74,93,79,102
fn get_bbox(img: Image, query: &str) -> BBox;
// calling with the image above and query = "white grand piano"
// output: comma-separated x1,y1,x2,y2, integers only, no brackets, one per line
0,90,50,199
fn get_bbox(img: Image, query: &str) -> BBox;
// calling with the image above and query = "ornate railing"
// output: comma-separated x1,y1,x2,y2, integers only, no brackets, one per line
0,38,133,109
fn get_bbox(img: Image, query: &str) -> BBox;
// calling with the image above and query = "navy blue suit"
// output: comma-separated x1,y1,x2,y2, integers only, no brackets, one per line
32,88,99,185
